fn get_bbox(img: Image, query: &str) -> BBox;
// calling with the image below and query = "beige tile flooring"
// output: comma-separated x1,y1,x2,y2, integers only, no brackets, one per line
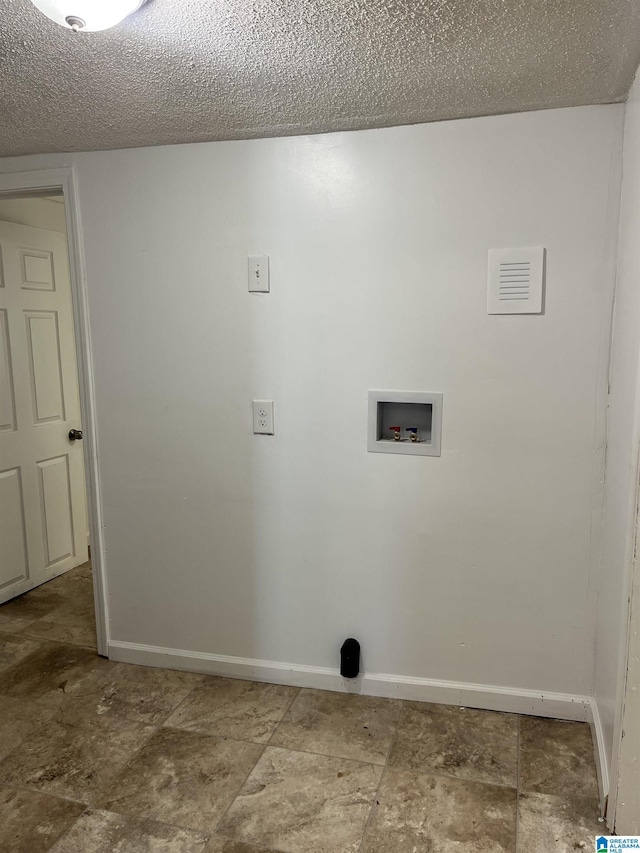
0,561,605,852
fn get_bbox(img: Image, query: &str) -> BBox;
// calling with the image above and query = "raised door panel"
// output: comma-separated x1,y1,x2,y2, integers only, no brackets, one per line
0,467,29,588
25,310,65,425
20,248,56,291
37,455,74,568
0,309,16,432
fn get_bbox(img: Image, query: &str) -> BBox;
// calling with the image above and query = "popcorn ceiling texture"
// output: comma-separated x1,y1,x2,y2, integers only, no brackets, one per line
1,0,640,157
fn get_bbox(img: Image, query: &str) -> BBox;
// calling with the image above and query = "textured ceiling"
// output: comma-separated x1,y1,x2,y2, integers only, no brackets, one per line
1,0,640,157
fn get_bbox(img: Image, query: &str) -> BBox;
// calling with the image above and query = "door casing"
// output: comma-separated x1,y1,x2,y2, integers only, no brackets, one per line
607,448,640,831
0,168,108,656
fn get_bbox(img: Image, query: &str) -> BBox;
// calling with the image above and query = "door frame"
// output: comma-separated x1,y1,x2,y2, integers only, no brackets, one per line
607,447,640,830
0,167,108,656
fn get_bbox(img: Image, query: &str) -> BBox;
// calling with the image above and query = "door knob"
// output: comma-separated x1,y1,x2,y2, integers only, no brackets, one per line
68,429,83,441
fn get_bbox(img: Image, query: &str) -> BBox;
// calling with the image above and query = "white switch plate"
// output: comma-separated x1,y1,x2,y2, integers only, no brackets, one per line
248,255,270,293
252,399,274,434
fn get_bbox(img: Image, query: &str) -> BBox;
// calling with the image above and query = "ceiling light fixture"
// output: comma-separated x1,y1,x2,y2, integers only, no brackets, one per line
29,0,146,32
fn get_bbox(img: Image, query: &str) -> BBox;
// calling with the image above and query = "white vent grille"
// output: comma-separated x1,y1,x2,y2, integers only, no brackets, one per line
487,247,545,314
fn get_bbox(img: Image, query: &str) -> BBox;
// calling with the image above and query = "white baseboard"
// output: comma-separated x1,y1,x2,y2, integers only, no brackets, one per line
108,639,608,806
587,697,610,811
108,639,591,722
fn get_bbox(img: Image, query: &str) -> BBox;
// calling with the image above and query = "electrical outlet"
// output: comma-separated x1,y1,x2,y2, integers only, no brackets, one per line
252,399,274,434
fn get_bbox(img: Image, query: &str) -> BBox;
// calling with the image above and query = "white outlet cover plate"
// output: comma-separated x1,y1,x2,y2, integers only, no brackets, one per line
248,255,270,293
252,399,274,434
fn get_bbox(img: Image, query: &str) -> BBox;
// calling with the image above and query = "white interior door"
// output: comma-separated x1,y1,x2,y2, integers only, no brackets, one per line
0,219,88,604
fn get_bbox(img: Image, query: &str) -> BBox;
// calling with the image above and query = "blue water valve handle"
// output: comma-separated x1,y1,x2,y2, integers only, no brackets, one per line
406,427,418,442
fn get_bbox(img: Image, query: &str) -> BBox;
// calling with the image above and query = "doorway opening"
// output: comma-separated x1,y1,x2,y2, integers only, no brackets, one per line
0,169,107,657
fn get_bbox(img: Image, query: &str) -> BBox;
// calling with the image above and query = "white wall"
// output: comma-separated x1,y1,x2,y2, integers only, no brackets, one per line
0,105,623,700
594,71,640,792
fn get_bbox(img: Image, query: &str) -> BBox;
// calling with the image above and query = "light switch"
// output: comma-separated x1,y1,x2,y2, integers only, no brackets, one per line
248,255,269,293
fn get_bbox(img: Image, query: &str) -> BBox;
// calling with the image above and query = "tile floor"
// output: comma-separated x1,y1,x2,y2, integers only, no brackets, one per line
0,560,605,852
